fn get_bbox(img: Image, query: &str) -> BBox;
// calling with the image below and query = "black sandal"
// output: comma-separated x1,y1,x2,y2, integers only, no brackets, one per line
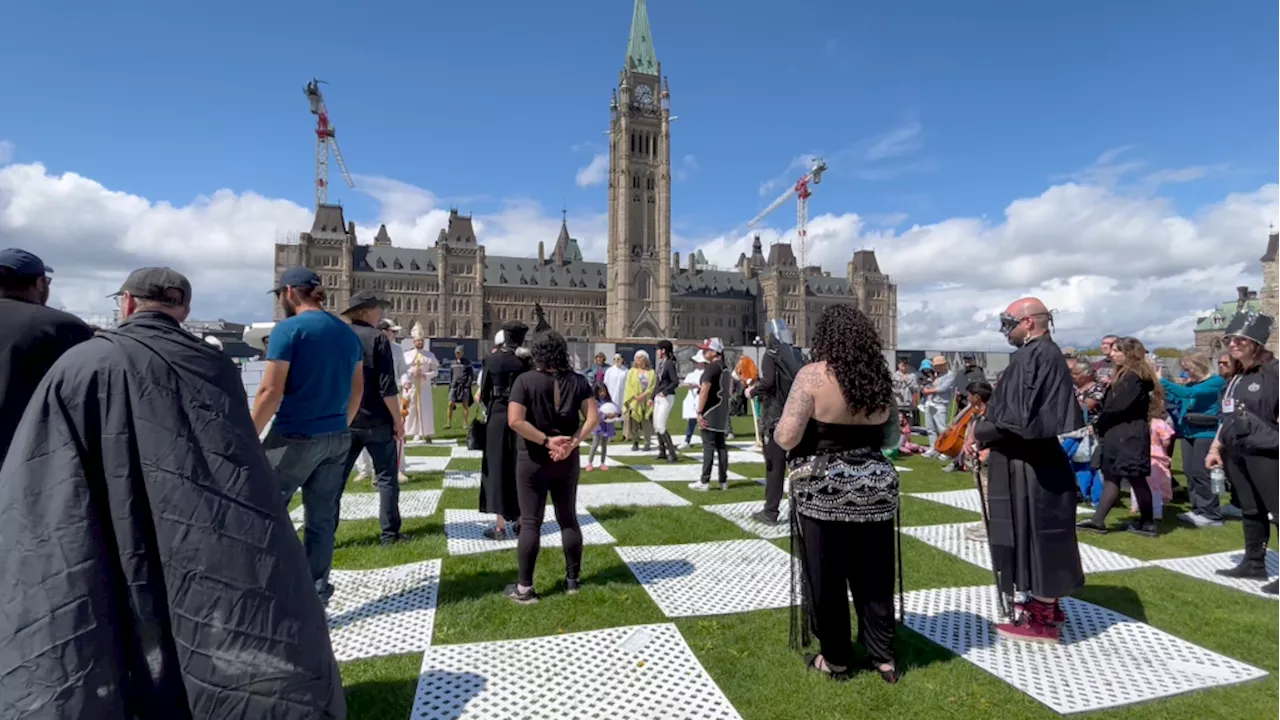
804,653,851,682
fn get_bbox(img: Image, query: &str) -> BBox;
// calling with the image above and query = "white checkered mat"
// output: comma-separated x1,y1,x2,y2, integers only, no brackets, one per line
901,522,1147,574
615,539,793,617
909,489,1090,516
629,464,747,483
404,455,451,472
450,446,483,459
291,489,442,522
444,508,617,556
581,452,628,468
575,482,692,509
443,470,482,489
327,560,441,662
900,585,1268,714
702,500,791,540
723,450,766,465
409,623,742,720
1151,549,1280,600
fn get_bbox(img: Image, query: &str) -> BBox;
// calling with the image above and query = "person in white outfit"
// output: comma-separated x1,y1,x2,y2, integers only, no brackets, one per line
603,353,628,439
401,321,439,442
921,355,958,459
681,352,706,447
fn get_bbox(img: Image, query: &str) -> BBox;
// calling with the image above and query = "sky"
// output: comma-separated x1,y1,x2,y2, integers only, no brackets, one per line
1,0,1277,349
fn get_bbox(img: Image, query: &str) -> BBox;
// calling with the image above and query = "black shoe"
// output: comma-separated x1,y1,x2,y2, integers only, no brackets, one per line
1121,521,1159,538
1261,579,1278,595
565,577,581,595
1216,563,1269,580
503,583,539,605
1076,519,1107,534
380,532,408,546
656,452,668,461
751,510,782,526
631,443,640,452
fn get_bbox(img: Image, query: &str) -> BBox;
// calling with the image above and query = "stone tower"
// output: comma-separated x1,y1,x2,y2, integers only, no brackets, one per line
606,0,672,339
1261,228,1278,354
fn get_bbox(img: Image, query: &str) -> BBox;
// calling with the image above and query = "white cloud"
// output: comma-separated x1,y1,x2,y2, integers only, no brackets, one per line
2,157,1273,352
0,140,13,164
674,154,699,182
758,154,821,197
863,120,923,161
575,154,608,187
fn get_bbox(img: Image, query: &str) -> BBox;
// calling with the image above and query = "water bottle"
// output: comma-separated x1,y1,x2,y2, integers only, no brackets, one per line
1210,468,1226,496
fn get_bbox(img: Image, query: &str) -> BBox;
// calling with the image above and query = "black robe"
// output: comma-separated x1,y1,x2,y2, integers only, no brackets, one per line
479,348,528,520
973,333,1085,601
0,312,345,720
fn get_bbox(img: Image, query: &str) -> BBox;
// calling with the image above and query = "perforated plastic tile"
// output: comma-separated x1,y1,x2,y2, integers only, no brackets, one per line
575,482,692,509
901,522,1147,574
909,489,1089,516
443,471,482,489
723,450,766,465
444,508,616,556
901,585,1268,714
410,623,743,720
404,455,451,472
326,560,441,662
629,464,747,483
290,489,442,522
1152,550,1280,600
702,500,791,540
615,539,793,617
450,446,483,459
581,452,628,468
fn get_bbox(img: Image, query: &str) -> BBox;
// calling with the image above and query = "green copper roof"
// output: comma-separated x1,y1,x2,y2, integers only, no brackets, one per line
625,0,659,75
1195,298,1262,332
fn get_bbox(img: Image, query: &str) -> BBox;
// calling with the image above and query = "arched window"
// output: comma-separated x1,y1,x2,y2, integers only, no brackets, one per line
635,269,653,300
451,321,458,337
464,321,472,337
428,321,436,336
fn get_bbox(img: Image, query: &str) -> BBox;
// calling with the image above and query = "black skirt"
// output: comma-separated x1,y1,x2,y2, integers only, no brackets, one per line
479,403,520,520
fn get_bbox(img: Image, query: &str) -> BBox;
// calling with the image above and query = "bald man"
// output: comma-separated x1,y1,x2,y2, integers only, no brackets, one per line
972,297,1085,644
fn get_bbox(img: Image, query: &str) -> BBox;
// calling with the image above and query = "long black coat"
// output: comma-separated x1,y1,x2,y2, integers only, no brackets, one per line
1095,372,1153,479
479,348,528,520
0,312,345,720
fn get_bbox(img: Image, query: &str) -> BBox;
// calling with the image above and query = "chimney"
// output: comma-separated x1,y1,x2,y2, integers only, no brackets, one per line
688,252,698,273
538,241,545,265
673,251,680,272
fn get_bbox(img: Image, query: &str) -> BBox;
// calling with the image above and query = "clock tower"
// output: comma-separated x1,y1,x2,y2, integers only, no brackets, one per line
606,0,671,339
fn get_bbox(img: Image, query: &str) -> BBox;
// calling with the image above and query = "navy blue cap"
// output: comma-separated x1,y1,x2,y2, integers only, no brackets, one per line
271,266,322,293
0,248,53,278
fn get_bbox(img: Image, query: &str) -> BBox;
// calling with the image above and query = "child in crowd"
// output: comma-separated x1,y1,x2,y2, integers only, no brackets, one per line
587,384,618,472
897,410,928,455
962,380,994,542
1133,414,1175,520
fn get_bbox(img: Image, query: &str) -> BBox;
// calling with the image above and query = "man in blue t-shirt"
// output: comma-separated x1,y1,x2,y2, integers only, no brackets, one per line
252,266,363,605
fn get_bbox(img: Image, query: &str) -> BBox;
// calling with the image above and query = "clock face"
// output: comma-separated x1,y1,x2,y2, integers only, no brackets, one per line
634,84,654,107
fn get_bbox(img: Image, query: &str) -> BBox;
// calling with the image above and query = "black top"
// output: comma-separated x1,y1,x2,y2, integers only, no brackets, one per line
1220,357,1279,456
349,319,398,429
754,344,804,430
510,370,594,464
0,297,94,463
481,349,530,409
655,355,680,396
1094,371,1153,478
699,361,731,432
450,356,475,389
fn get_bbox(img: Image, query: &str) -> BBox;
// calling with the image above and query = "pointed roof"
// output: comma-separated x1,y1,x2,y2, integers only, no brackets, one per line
1262,228,1278,263
625,0,659,75
373,224,392,245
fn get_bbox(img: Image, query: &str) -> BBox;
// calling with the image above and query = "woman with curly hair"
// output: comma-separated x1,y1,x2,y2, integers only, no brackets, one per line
505,330,599,604
1078,336,1164,537
773,304,902,684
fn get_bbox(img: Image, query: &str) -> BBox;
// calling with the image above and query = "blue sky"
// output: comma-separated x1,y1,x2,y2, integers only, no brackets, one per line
3,0,1275,235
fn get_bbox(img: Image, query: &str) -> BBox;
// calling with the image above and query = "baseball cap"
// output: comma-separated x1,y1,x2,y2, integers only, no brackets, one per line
270,266,322,293
699,337,724,354
342,289,389,314
109,267,192,304
692,350,708,364
377,319,401,332
0,248,52,277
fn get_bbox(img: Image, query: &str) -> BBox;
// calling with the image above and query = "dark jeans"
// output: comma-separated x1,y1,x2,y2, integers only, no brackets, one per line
340,424,402,540
800,515,895,667
762,432,787,519
516,452,583,587
265,428,351,604
1181,436,1220,521
684,418,697,443
700,429,728,484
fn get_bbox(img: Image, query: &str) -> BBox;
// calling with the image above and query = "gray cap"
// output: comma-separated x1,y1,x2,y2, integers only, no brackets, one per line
109,267,192,304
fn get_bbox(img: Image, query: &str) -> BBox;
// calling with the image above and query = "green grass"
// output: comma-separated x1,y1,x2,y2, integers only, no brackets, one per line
327,388,1277,719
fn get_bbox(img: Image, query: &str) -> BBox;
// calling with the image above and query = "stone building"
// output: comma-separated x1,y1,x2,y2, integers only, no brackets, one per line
1193,228,1279,355
270,0,897,348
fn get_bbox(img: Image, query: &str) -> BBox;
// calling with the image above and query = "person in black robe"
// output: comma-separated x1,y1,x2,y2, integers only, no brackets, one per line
0,267,344,719
973,297,1085,644
479,321,530,538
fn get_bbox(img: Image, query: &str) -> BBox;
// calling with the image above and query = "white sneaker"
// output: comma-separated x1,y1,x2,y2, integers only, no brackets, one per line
687,481,710,492
1178,511,1224,528
718,481,728,491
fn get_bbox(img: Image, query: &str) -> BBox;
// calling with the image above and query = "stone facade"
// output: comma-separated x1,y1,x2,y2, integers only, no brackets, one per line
1193,229,1279,355
270,0,898,348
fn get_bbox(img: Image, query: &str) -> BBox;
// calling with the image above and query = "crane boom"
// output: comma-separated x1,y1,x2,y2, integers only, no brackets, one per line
304,78,355,209
746,159,827,268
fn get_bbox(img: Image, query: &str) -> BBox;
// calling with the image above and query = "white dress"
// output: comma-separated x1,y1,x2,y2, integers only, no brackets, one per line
681,369,703,420
402,348,439,438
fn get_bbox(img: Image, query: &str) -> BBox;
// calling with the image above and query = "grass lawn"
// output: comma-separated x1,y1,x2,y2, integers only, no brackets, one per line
322,387,1278,719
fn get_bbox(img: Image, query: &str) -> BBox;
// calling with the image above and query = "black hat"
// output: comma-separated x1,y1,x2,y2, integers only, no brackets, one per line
0,248,52,278
1223,310,1272,347
501,321,529,347
108,267,192,304
270,266,321,293
342,289,389,315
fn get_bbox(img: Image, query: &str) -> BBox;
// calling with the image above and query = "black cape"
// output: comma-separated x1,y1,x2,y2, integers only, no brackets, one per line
479,348,528,520
974,333,1085,600
0,312,345,720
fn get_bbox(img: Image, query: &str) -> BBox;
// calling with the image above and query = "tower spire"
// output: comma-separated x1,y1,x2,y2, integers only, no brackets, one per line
625,0,658,74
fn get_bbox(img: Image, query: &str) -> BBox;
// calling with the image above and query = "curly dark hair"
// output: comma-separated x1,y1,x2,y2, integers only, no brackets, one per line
529,330,572,375
810,304,894,414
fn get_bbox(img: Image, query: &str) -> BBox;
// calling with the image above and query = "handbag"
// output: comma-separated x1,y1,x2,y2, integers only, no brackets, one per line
1182,412,1219,429
467,416,486,451
1070,430,1096,463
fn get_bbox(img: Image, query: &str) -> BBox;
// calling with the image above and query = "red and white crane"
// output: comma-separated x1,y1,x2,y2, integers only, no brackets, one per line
747,158,828,268
304,78,355,209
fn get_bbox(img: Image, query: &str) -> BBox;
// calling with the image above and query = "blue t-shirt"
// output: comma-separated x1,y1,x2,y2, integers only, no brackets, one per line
267,310,363,436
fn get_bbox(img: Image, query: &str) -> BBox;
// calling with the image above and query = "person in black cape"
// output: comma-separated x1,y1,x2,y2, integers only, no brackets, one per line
973,297,1085,644
0,268,344,719
747,317,806,525
479,321,531,538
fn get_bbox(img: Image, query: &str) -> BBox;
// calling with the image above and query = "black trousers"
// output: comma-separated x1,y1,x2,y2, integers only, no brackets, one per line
1181,437,1220,520
762,433,787,518
700,429,728,483
515,452,583,587
1225,449,1279,525
799,515,895,667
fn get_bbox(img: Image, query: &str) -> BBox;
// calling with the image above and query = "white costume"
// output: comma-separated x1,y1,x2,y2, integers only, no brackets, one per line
401,322,439,440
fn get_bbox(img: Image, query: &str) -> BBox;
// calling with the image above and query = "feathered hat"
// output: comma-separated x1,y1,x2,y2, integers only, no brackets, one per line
410,321,425,341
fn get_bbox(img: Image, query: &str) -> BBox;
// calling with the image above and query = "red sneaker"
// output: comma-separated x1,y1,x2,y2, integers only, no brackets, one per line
1051,600,1066,626
997,601,1061,644
1014,599,1066,627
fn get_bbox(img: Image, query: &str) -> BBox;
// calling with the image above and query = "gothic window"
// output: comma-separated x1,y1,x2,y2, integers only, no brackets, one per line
1212,313,1224,327
451,321,458,336
428,321,436,335
464,321,472,336
630,134,636,153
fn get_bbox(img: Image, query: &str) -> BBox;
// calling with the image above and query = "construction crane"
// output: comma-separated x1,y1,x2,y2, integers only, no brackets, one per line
304,78,355,209
747,158,828,268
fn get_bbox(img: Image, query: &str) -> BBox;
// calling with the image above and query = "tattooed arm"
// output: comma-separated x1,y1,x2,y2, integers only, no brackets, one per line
773,364,818,451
